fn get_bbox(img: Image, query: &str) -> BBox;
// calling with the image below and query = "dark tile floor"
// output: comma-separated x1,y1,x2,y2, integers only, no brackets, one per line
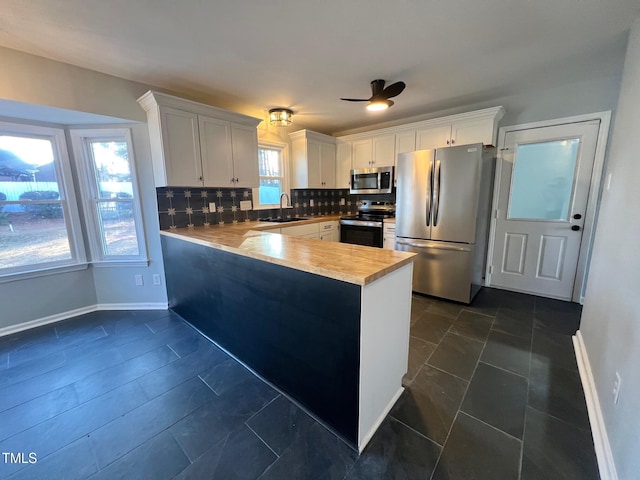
0,288,599,479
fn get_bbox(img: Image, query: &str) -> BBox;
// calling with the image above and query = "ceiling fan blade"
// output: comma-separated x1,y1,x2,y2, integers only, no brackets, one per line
340,98,371,102
382,81,406,99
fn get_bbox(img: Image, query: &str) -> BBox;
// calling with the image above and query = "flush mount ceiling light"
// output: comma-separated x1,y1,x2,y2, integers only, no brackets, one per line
269,108,294,126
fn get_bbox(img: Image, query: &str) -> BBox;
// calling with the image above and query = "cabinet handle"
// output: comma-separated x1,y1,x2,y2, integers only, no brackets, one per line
446,140,450,145
451,139,455,145
199,176,203,181
235,178,239,183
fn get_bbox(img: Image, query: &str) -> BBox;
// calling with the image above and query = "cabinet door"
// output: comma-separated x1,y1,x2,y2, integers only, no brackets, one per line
416,125,452,150
306,140,323,188
451,118,493,147
372,135,396,167
320,232,338,242
230,124,259,188
335,141,352,189
159,107,203,186
383,234,396,250
320,142,336,187
199,115,233,187
352,139,373,169
395,131,416,155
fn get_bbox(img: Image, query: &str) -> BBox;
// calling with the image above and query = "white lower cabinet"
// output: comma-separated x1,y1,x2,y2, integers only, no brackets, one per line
280,220,339,241
383,220,396,250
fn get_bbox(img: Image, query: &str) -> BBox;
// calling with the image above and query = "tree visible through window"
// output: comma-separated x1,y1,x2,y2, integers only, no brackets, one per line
72,128,146,262
0,125,83,273
87,140,139,256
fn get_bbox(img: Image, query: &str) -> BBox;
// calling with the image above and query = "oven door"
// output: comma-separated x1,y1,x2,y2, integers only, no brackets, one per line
340,220,383,248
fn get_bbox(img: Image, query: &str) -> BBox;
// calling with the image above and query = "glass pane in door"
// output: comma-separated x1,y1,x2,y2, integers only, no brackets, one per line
508,139,579,220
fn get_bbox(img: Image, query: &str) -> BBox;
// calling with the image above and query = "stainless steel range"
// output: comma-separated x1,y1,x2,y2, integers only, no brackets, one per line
340,200,395,248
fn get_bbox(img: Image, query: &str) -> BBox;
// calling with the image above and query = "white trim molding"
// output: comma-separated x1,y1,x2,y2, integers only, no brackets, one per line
0,302,169,337
573,330,618,480
486,111,612,303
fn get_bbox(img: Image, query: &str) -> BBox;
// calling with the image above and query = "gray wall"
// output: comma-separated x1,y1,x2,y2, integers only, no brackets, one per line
579,16,640,480
0,48,169,330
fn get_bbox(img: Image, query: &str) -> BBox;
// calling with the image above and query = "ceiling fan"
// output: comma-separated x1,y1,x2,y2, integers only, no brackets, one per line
340,79,406,111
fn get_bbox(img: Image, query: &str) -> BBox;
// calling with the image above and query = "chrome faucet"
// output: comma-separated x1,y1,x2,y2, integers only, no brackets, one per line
279,192,290,219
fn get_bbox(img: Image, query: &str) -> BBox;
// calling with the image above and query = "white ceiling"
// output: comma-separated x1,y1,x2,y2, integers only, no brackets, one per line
1,0,638,133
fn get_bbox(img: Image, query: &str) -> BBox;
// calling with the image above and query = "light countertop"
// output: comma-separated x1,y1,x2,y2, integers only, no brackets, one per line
160,216,415,285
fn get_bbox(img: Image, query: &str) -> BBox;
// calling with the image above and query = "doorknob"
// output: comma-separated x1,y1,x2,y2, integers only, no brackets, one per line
573,213,582,220
571,225,581,231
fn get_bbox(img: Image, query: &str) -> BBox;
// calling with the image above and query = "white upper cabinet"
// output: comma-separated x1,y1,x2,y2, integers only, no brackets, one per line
395,130,416,155
372,135,396,167
199,115,231,187
338,106,505,170
416,110,504,150
352,136,396,168
138,91,261,188
229,124,259,188
335,140,352,189
289,130,336,188
416,124,453,150
352,139,373,169
158,107,203,186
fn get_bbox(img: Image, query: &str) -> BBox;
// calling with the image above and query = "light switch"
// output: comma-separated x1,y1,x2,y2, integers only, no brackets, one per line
209,202,216,213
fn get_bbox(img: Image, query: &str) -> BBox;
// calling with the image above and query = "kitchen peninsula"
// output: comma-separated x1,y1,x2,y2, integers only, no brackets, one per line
160,220,415,451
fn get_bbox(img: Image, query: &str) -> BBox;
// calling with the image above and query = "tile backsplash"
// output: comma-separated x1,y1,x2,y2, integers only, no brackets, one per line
156,187,391,230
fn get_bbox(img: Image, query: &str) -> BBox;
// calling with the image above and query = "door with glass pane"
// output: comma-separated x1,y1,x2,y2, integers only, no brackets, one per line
490,121,599,300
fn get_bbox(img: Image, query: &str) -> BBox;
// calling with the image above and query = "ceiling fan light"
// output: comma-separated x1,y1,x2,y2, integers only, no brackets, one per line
269,108,293,126
366,100,390,111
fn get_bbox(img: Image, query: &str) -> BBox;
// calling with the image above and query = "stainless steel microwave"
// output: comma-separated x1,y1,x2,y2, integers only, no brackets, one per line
349,166,394,194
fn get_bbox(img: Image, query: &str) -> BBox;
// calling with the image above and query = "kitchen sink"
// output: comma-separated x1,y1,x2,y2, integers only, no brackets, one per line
259,217,307,223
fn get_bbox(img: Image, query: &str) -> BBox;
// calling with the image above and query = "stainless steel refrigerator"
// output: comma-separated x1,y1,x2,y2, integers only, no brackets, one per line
395,144,494,303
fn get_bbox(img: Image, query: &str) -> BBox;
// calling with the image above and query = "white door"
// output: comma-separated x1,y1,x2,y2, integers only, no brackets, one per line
490,120,600,301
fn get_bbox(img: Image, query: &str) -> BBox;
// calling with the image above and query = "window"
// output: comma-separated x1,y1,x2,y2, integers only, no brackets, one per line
71,128,147,264
253,143,288,209
0,122,85,277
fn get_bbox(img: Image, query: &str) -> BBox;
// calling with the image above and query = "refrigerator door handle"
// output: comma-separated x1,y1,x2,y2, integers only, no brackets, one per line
426,160,433,226
433,160,441,226
396,239,472,252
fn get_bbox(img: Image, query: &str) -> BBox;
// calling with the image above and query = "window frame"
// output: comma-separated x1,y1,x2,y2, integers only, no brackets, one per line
0,121,87,281
70,128,148,266
252,141,290,211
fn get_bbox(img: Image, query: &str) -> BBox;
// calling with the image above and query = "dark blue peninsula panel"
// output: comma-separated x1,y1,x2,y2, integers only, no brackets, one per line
161,234,361,445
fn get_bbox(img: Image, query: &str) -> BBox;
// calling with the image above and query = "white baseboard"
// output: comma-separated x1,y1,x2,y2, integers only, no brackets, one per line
573,330,618,480
0,302,169,337
95,302,168,311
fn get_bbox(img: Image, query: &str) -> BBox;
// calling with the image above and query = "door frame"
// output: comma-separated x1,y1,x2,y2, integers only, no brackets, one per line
485,111,612,303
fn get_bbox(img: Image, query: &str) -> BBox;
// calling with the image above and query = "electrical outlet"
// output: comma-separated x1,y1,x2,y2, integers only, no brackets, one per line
340,198,346,206
134,274,143,286
152,274,162,286
209,202,216,213
240,200,252,211
613,372,622,404
310,199,314,207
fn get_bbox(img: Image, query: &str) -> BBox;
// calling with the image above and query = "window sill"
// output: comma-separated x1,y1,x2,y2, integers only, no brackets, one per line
0,263,90,284
91,259,150,268
253,205,293,211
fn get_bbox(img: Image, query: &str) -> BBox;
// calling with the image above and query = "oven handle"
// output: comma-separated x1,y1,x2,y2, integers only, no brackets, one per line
396,239,471,252
339,219,383,228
